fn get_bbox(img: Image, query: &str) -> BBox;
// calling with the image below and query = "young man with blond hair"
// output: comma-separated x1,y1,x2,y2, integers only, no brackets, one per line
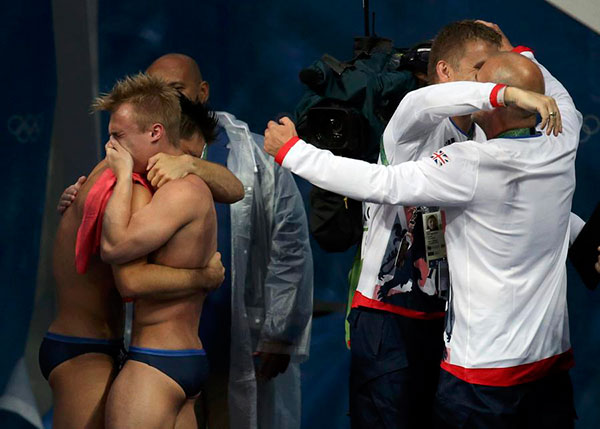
88,73,220,429
39,73,225,429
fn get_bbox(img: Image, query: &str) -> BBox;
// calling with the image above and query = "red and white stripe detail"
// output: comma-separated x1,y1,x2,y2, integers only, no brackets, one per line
441,348,574,387
512,45,534,54
490,84,507,108
352,291,445,320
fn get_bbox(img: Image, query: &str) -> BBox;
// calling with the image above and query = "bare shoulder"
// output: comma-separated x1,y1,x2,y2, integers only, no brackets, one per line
182,174,213,197
154,175,213,206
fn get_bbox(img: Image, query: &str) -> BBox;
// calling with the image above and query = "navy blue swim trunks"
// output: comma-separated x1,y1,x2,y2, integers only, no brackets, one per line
38,332,124,380
127,346,210,398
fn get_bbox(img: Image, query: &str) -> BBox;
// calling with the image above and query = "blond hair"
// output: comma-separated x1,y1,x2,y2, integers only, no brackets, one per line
93,73,181,144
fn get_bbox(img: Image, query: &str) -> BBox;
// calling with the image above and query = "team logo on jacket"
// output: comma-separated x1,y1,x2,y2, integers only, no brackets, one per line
430,150,449,166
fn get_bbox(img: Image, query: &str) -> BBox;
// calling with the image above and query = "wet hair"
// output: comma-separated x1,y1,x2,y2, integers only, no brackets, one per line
427,20,502,82
179,95,219,145
93,72,181,144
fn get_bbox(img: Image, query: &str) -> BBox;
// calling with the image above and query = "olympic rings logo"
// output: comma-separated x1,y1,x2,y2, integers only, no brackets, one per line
580,114,600,144
7,114,43,143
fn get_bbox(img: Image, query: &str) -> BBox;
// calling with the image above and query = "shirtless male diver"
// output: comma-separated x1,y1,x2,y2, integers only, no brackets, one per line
96,74,220,429
39,76,228,429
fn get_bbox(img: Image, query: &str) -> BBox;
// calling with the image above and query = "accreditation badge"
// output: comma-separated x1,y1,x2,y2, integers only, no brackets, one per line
422,210,447,262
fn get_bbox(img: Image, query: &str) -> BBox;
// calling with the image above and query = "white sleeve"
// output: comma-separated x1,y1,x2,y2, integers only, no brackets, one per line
385,81,500,146
569,212,585,245
279,139,479,207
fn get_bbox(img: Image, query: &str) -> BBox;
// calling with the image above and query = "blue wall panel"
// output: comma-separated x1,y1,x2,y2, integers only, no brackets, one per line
1,0,55,394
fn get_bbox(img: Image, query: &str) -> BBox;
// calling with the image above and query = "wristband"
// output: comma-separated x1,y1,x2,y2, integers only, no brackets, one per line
490,84,508,108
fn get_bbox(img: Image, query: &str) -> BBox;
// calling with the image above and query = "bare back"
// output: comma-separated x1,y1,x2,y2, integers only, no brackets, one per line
131,174,217,349
50,160,123,339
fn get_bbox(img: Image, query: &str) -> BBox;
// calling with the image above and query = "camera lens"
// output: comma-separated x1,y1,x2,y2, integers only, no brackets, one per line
330,118,343,134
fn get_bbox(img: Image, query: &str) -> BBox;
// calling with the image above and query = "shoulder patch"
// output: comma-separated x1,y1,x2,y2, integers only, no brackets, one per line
430,149,450,166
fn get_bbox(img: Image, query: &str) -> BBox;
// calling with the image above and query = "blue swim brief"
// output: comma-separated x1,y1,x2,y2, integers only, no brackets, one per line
127,346,210,398
38,332,124,380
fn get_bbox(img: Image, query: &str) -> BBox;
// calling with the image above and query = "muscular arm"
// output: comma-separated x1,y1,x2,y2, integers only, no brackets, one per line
101,178,200,264
147,153,244,203
113,258,223,299
110,183,223,299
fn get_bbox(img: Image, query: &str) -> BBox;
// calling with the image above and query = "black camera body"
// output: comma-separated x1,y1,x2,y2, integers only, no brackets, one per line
294,39,431,252
303,105,368,158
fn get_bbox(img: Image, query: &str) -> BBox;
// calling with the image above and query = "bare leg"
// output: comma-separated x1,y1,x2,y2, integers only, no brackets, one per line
106,360,186,429
49,353,116,429
174,399,198,429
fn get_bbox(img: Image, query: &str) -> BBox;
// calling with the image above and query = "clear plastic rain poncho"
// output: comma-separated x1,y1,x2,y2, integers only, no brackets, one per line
217,112,313,429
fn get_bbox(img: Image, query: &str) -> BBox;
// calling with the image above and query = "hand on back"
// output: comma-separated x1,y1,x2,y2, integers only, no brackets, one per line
57,176,87,214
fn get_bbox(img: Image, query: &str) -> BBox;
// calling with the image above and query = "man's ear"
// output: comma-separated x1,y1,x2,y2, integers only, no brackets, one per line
198,81,210,104
435,60,453,83
150,123,165,142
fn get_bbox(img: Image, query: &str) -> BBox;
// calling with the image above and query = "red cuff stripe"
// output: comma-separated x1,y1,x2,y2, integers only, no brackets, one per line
275,136,300,165
512,45,534,54
490,84,507,108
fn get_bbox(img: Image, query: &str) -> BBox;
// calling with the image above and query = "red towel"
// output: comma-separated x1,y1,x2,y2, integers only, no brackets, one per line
75,168,153,274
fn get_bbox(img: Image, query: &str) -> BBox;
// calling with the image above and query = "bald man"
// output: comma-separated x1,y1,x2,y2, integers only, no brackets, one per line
146,54,210,104
265,50,581,428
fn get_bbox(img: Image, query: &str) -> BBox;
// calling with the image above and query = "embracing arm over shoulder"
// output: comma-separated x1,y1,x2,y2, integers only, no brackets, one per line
385,80,499,147
147,152,244,203
377,79,560,162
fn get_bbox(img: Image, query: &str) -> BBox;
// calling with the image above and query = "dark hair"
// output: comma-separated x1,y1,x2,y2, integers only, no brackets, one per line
427,20,502,82
179,95,219,145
